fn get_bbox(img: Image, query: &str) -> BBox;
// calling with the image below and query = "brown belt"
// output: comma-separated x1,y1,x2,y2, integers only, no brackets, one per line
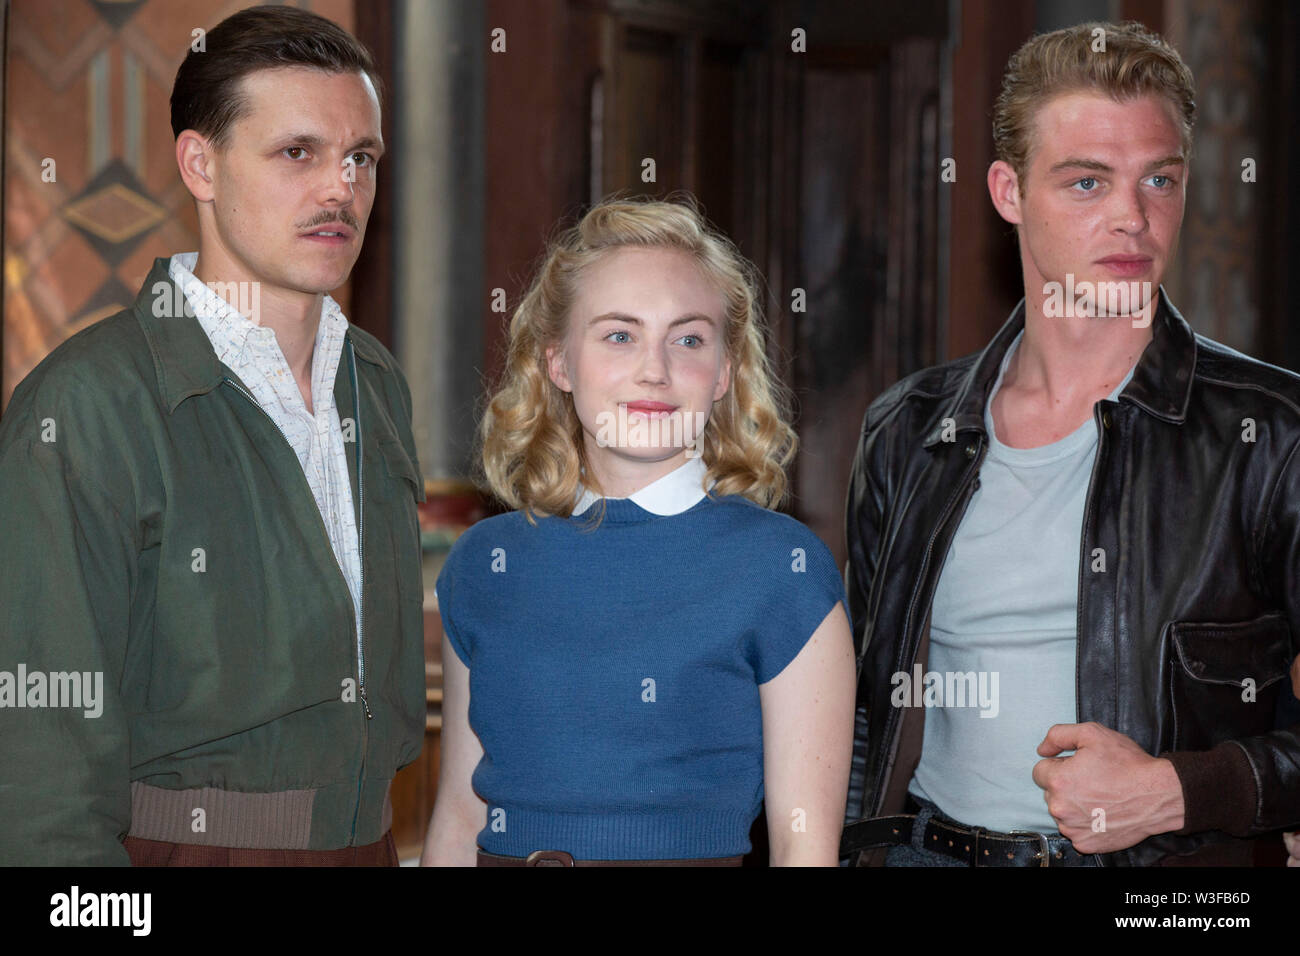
477,849,743,867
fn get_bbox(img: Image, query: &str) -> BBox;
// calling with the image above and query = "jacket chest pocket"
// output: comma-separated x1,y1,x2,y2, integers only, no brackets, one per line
370,437,425,610
1167,613,1293,751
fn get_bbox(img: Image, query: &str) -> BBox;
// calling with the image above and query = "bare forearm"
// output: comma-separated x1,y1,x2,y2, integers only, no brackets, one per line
421,800,483,867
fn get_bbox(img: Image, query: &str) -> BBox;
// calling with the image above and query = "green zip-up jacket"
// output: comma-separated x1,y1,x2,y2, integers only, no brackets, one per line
0,257,426,865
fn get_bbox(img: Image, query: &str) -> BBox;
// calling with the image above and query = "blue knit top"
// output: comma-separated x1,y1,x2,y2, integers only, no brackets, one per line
435,492,846,860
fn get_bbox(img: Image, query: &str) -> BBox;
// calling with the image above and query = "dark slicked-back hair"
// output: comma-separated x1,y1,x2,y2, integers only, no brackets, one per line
170,4,381,149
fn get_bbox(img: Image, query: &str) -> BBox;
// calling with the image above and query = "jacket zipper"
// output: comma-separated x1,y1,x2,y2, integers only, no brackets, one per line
344,340,370,844
221,367,372,840
346,342,370,720
222,369,374,827
873,437,985,817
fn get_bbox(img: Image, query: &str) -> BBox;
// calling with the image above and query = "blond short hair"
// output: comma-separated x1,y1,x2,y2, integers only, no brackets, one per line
480,195,796,523
993,21,1196,193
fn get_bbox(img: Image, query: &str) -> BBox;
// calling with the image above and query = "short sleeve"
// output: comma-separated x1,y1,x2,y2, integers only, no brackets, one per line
747,521,848,684
434,542,473,668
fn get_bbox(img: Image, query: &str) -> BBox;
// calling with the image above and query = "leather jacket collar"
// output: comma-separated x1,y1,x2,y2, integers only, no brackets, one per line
924,286,1196,449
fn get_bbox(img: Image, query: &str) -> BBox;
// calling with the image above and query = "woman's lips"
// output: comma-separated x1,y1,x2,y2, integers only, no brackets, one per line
623,402,677,417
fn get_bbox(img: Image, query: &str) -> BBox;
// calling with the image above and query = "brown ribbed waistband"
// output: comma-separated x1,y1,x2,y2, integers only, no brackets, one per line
477,849,744,867
123,831,398,866
128,781,394,850
129,782,316,848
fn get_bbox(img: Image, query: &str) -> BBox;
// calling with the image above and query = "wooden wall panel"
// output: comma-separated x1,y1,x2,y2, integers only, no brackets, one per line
1,0,356,409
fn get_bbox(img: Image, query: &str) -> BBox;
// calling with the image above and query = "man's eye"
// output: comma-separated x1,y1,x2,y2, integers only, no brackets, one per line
351,153,374,167
1072,176,1098,192
285,146,307,160
1148,174,1172,188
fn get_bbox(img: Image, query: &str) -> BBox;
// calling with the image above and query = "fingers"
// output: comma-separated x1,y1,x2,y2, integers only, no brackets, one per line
1038,721,1086,757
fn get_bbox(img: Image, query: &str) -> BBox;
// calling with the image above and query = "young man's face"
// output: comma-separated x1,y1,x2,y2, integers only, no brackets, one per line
199,66,383,297
991,91,1187,317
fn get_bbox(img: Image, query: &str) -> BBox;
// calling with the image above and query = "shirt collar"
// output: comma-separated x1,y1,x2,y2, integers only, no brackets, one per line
130,256,389,414
168,252,348,365
170,252,353,414
573,455,711,516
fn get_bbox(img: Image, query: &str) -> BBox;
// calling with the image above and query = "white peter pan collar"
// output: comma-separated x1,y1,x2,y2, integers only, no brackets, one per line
573,455,711,517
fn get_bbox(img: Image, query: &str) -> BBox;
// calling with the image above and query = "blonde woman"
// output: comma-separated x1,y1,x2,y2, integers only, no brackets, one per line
421,196,854,866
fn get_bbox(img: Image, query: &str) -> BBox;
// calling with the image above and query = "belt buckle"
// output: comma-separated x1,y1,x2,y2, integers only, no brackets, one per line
1034,832,1050,867
1006,830,1051,867
964,824,984,867
525,849,575,867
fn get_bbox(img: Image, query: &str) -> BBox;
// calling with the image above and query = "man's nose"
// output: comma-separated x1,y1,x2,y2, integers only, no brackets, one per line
1111,186,1149,234
318,157,356,205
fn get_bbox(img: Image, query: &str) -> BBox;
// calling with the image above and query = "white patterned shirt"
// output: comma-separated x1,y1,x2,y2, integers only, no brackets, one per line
169,252,362,641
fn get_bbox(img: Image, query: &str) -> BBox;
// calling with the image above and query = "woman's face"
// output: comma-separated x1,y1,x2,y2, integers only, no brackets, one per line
546,246,732,497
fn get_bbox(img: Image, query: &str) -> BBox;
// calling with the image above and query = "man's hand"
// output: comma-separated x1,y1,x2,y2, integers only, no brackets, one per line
1284,832,1300,867
1032,721,1186,854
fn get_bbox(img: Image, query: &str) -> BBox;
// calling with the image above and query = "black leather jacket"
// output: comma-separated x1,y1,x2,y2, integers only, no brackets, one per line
844,289,1300,865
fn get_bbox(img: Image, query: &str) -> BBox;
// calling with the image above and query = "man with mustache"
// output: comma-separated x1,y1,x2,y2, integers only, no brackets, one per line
0,6,425,865
843,21,1300,866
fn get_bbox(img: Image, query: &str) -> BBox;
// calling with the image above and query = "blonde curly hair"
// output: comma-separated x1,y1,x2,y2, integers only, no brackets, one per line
481,194,797,523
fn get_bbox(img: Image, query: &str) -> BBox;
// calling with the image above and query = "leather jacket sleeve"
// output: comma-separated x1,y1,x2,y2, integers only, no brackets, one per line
1162,435,1300,837
1232,434,1300,831
843,399,893,825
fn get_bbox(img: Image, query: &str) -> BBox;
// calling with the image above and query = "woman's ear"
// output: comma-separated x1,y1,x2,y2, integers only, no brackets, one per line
713,353,733,402
545,344,572,393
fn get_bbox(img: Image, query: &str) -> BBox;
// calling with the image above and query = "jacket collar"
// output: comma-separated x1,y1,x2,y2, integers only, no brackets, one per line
132,256,388,413
924,285,1196,448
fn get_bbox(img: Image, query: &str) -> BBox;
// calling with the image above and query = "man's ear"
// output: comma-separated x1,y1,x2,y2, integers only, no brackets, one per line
176,130,216,203
545,344,572,393
987,160,1024,226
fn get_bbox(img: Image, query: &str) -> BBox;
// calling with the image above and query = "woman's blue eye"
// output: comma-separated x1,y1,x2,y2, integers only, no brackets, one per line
606,330,631,344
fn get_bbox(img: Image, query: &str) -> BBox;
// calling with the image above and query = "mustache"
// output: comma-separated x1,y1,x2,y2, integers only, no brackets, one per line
299,212,360,231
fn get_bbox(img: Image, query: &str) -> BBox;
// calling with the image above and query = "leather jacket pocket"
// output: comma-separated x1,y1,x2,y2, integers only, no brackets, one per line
1167,613,1292,752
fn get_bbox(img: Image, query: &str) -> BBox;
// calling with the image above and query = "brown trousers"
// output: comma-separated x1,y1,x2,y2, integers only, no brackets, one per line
123,830,399,866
